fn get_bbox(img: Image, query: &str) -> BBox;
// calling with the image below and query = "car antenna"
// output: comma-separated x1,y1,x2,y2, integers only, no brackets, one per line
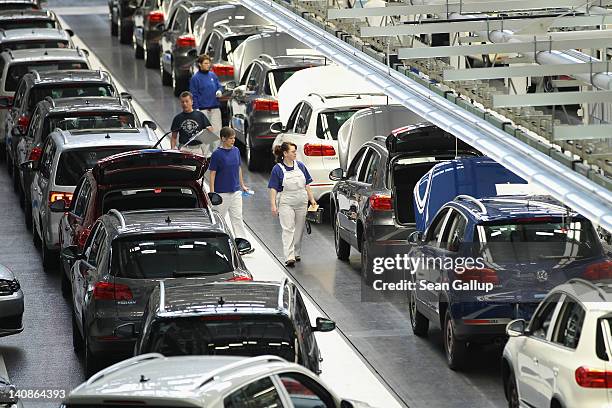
218,296,225,306
139,375,149,383
165,216,171,225
105,133,110,139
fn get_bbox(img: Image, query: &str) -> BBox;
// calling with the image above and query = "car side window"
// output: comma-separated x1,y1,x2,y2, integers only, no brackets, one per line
356,148,373,183
86,224,106,266
444,212,468,252
426,208,450,246
73,179,92,217
171,8,187,31
294,103,312,135
26,108,41,139
440,209,461,247
13,80,26,109
529,293,562,340
246,63,263,92
347,147,367,180
223,376,283,408
205,32,220,59
361,150,380,184
278,372,335,408
285,102,302,131
294,289,314,362
552,299,585,349
38,138,55,179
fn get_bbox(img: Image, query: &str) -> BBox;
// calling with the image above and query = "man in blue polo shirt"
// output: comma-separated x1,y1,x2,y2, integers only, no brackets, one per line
190,54,222,136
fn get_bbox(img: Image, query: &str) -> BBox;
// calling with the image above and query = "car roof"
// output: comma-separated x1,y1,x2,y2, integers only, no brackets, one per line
2,47,87,62
107,208,220,236
449,195,579,223
258,54,327,70
216,24,275,37
49,129,155,149
550,279,612,309
45,96,131,113
0,27,68,41
0,9,53,19
28,69,111,85
67,354,296,405
152,280,286,317
302,92,389,110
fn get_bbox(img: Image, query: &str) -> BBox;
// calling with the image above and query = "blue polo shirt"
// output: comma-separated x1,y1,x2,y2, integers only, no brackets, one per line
268,161,313,192
209,146,241,193
189,70,221,110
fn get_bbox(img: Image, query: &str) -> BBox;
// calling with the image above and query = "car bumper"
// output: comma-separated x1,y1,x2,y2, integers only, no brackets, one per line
87,317,138,356
0,290,24,337
175,54,196,76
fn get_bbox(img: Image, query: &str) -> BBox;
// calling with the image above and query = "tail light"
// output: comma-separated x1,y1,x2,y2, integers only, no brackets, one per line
18,115,29,130
212,64,234,77
369,194,393,211
93,282,133,301
583,260,612,280
147,11,164,24
227,275,252,282
575,366,612,388
77,227,91,248
455,268,499,285
29,146,42,162
303,143,336,157
176,34,196,48
49,191,73,207
252,98,278,112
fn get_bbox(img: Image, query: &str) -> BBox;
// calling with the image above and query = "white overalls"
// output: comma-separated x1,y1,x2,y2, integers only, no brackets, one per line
277,162,308,262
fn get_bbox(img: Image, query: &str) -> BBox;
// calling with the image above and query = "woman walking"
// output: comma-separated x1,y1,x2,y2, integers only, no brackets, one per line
268,142,317,267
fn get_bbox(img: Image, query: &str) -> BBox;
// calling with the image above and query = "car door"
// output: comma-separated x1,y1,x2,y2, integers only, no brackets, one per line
204,31,221,63
282,103,314,165
435,209,469,306
32,137,54,230
293,287,321,373
72,222,103,325
7,80,26,156
223,375,287,408
19,105,40,168
65,178,92,250
159,6,179,71
276,371,336,408
336,146,367,247
230,62,257,140
517,293,563,408
167,6,188,66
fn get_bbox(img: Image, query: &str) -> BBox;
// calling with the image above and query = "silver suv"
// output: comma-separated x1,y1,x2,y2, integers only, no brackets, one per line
62,354,371,407
26,128,156,270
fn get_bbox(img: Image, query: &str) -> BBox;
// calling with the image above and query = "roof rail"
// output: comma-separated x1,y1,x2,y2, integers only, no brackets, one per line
59,129,68,144
373,135,386,142
455,195,487,214
159,280,166,313
108,209,126,229
567,278,608,301
277,277,288,310
196,355,286,389
29,69,40,81
307,92,325,103
258,53,276,65
86,353,164,385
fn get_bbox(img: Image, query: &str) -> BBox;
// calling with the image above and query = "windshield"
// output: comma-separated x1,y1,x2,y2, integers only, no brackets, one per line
49,112,135,131
476,218,601,263
265,67,305,96
30,84,116,111
112,233,234,278
316,109,359,140
189,11,205,27
55,147,142,186
2,39,70,50
145,315,296,360
5,61,88,92
0,20,56,30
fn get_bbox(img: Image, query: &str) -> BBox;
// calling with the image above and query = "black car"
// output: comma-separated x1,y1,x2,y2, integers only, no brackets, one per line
109,0,139,44
0,9,60,30
63,208,253,376
130,279,335,374
0,0,42,10
132,0,166,68
328,124,480,284
228,54,327,171
159,0,210,95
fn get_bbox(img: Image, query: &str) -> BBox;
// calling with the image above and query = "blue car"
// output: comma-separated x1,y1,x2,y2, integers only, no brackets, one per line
407,194,611,370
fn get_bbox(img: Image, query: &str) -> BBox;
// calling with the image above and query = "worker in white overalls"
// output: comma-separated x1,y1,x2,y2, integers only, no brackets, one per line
268,142,317,267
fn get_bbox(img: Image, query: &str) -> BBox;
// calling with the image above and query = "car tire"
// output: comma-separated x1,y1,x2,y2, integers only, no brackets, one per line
118,18,131,45
506,371,519,408
12,164,19,193
333,209,350,261
172,66,187,97
0,143,5,162
41,228,58,271
245,130,262,171
360,233,374,285
160,55,171,86
72,314,83,353
24,197,32,231
133,34,143,59
61,268,71,300
408,289,429,337
85,333,103,378
144,42,157,68
32,220,41,248
110,14,118,37
5,149,11,174
444,308,468,370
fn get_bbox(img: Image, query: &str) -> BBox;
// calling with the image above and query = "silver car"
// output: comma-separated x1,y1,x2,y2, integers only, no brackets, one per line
0,28,74,50
27,128,157,270
0,264,24,338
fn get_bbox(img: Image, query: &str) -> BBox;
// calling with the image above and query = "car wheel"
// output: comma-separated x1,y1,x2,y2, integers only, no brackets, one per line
333,209,350,261
506,371,519,408
41,228,58,271
444,308,467,370
0,143,5,162
5,149,11,174
408,289,429,337
160,55,171,86
61,268,71,300
24,196,32,231
144,42,157,68
110,12,118,36
118,18,131,44
133,34,143,58
72,313,83,353
172,66,187,97
12,163,19,193
32,219,41,248
85,332,103,378
245,130,261,171
360,233,374,285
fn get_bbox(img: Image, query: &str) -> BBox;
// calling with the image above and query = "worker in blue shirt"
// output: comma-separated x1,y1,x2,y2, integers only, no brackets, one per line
189,54,223,136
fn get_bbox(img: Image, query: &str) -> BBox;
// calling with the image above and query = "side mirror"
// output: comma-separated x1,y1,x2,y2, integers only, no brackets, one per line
235,238,253,255
328,168,346,181
120,92,132,101
408,231,424,244
270,121,284,134
506,319,527,337
65,28,74,37
79,48,89,57
232,85,245,97
0,97,12,109
60,245,80,262
187,49,197,58
19,160,38,171
114,322,139,338
313,317,335,332
208,192,223,206
225,80,237,91
49,198,67,212
142,120,157,131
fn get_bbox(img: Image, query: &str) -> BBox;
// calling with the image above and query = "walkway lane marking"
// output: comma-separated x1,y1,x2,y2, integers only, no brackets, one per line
55,9,405,408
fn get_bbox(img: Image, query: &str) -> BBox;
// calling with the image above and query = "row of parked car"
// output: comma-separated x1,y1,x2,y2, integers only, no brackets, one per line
0,2,371,407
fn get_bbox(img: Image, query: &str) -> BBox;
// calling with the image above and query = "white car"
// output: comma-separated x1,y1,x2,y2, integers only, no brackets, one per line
502,277,612,408
62,354,373,408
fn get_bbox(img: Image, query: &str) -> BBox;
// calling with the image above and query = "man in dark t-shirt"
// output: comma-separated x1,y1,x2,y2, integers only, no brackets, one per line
170,91,217,158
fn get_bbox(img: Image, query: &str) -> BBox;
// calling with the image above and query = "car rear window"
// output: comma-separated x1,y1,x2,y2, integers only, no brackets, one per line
54,147,143,186
223,34,251,62
265,67,305,96
112,232,234,278
5,61,88,92
145,315,296,360
0,20,56,30
2,40,70,51
102,187,199,213
29,84,116,111
476,218,601,263
49,112,135,131
316,109,360,140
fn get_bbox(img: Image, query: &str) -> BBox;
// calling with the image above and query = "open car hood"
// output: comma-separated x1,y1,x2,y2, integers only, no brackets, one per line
386,123,478,157
92,149,208,185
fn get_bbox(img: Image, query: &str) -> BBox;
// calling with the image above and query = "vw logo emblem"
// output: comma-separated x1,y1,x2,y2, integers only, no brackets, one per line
536,270,549,282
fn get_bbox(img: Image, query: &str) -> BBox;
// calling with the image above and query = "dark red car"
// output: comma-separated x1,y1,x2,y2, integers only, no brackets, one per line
58,149,219,282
